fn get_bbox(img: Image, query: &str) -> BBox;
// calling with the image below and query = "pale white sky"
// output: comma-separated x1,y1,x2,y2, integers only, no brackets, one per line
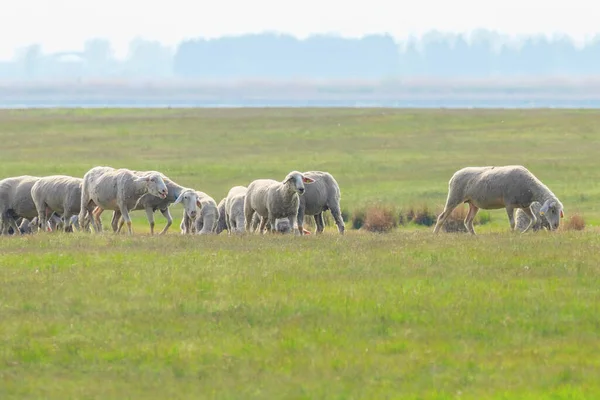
1,0,598,60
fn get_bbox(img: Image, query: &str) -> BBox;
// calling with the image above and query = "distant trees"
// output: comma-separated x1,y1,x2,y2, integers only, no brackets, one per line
173,33,400,79
1,30,600,81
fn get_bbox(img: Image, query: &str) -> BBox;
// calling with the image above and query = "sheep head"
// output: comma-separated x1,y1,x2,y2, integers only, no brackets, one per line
173,189,200,219
283,171,315,196
539,199,564,231
144,172,168,199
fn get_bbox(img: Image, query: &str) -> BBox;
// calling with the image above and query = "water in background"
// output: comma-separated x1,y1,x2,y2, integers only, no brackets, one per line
1,98,600,108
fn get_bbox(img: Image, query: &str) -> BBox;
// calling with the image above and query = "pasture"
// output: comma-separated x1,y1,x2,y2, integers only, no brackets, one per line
1,108,600,399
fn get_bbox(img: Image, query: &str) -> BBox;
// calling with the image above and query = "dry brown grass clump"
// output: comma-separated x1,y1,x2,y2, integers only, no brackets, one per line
362,205,397,233
442,206,469,233
561,214,585,231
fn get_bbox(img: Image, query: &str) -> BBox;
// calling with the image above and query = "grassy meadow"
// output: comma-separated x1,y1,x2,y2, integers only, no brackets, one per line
1,108,600,399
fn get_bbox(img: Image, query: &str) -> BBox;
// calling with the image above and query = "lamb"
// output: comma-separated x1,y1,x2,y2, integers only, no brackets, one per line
179,191,219,235
110,173,200,235
30,175,83,233
224,186,248,234
244,171,315,235
0,175,41,235
433,165,564,235
78,166,168,235
515,201,551,232
214,198,227,234
249,213,303,234
297,170,345,235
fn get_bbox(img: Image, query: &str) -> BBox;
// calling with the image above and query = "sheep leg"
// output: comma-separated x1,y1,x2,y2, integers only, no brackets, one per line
118,204,134,235
519,206,538,233
111,210,122,232
433,197,463,234
314,213,325,234
225,212,232,234
92,206,105,232
288,215,299,235
158,208,172,235
251,214,260,233
296,206,306,235
244,205,255,233
143,208,156,235
5,215,22,235
464,203,480,235
505,206,517,231
63,210,74,233
179,213,189,234
36,206,47,233
330,206,345,235
258,216,268,234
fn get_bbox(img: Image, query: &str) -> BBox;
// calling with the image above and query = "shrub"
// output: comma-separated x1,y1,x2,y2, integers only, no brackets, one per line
562,214,585,231
403,204,437,227
341,209,350,223
351,209,366,230
363,205,397,233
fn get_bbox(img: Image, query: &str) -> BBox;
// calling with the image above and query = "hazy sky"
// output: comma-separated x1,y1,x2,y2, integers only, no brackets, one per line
2,0,598,60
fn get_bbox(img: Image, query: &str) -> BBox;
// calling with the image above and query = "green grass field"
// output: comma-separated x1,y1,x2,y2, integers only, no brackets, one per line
1,108,600,399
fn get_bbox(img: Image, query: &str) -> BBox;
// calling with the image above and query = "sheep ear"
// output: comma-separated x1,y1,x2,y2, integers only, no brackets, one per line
172,191,184,205
560,209,564,218
196,199,203,208
302,176,315,184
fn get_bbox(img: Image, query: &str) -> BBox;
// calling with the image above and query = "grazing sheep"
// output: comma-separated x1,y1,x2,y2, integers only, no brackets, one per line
110,173,200,235
30,175,83,233
515,201,551,232
433,165,564,235
79,166,168,235
244,171,315,235
179,191,219,235
297,171,345,235
215,197,227,234
0,175,41,235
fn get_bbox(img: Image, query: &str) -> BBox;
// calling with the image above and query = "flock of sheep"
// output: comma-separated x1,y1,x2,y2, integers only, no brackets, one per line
0,163,565,237
0,167,345,236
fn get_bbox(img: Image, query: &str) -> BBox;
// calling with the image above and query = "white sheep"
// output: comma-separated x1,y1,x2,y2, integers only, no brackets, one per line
297,170,345,235
224,186,248,234
110,172,200,235
30,175,83,233
0,175,41,235
515,201,551,232
79,166,169,235
179,191,219,235
433,165,564,235
249,213,306,234
244,171,315,235
214,197,227,234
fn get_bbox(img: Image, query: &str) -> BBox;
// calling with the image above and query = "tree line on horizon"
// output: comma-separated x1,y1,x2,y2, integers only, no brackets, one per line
2,30,600,81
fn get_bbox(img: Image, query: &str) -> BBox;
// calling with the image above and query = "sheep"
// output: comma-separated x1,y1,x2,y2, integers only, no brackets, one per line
244,171,315,235
110,173,200,235
30,175,83,233
0,175,41,235
215,197,227,234
433,165,564,235
297,170,345,235
224,186,248,234
179,191,219,235
249,212,305,234
78,166,168,235
515,201,551,232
